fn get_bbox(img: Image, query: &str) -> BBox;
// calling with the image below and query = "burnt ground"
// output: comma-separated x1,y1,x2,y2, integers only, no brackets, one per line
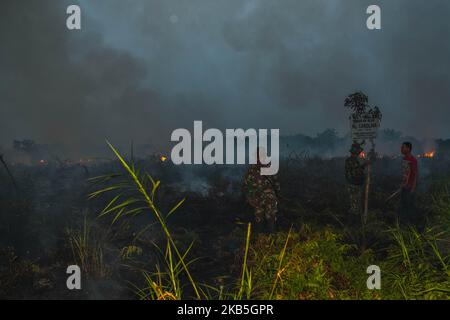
0,155,448,299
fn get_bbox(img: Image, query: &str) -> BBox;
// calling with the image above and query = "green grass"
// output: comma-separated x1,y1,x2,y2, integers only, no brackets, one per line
67,216,110,279
381,225,450,299
246,223,449,300
247,225,377,299
89,141,202,299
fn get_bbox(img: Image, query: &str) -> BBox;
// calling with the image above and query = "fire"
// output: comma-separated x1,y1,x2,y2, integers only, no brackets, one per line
418,150,435,158
160,155,167,162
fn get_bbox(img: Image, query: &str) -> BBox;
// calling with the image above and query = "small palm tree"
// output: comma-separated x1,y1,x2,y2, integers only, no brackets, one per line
344,91,369,115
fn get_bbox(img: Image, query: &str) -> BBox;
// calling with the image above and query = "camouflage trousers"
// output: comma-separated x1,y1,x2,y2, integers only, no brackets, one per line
246,190,278,223
348,184,363,215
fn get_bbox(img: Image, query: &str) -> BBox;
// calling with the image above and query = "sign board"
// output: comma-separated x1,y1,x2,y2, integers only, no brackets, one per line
350,113,381,141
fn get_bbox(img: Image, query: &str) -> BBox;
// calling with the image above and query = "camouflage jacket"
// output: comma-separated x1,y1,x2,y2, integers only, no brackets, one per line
345,156,365,186
243,164,280,197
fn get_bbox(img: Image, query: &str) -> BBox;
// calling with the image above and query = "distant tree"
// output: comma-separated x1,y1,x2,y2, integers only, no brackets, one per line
13,139,37,153
380,129,403,142
315,129,341,149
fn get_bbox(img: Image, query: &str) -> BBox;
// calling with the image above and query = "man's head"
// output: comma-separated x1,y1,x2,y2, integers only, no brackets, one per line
401,142,412,155
349,143,363,156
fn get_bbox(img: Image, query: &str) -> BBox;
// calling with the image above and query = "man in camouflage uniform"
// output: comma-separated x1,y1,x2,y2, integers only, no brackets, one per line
345,143,367,216
243,150,280,232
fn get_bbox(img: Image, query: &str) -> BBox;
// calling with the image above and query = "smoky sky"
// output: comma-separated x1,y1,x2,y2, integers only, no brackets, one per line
1,0,450,156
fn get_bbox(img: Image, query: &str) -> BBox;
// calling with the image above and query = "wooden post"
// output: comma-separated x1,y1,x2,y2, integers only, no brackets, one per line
363,157,371,225
363,140,375,225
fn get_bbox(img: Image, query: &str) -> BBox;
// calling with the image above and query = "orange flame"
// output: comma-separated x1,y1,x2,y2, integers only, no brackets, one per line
421,150,435,158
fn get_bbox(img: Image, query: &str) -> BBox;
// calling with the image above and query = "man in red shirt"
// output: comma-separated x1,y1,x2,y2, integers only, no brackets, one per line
400,142,418,224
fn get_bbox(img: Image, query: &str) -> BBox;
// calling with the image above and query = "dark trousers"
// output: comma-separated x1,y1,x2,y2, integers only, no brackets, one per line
399,187,416,225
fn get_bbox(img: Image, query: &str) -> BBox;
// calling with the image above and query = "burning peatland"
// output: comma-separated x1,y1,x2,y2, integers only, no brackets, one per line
0,139,449,299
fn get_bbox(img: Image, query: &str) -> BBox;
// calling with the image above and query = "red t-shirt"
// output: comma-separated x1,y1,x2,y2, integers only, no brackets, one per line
402,154,418,189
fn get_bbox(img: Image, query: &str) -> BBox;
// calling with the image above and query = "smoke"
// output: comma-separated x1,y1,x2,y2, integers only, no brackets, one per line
1,0,450,158
0,1,165,157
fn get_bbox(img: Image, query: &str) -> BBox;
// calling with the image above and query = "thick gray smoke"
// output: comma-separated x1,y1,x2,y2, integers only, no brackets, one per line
1,0,450,158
